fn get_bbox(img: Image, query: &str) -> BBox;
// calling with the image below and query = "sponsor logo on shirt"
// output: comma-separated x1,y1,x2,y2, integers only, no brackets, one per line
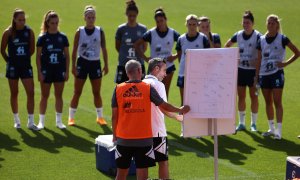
123,85,142,97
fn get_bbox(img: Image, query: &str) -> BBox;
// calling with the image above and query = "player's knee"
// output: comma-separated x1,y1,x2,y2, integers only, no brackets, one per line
92,90,100,98
10,89,18,97
73,89,83,97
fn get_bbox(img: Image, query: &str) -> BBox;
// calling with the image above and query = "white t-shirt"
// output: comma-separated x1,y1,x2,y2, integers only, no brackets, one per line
143,74,167,137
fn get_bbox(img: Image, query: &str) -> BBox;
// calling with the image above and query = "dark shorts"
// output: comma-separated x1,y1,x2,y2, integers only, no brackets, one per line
114,65,146,84
76,57,102,80
166,64,176,75
6,62,33,79
237,68,256,87
259,70,284,89
41,65,66,83
115,145,156,169
153,137,168,162
177,76,184,88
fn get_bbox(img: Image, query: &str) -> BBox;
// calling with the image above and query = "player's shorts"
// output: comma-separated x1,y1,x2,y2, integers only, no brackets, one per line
177,76,184,88
114,64,146,84
166,64,176,75
259,70,284,89
115,145,156,169
237,68,256,87
153,137,168,162
6,61,33,79
76,57,102,80
41,65,66,83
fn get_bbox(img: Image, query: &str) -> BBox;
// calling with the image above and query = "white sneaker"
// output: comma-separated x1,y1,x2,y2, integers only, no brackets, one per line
274,134,282,140
27,123,40,131
37,121,45,129
56,122,66,129
262,129,275,137
14,122,21,129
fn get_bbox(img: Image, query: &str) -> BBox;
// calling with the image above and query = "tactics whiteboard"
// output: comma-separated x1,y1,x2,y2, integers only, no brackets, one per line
183,48,239,137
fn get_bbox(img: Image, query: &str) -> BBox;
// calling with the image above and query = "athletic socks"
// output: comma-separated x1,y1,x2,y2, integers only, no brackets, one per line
37,114,45,129
268,120,275,132
69,107,77,119
238,111,246,125
277,123,282,136
96,108,103,118
13,113,20,123
56,112,62,123
251,112,258,125
28,114,34,124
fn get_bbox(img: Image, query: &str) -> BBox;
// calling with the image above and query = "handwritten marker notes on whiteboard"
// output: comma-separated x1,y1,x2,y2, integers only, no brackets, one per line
184,48,239,119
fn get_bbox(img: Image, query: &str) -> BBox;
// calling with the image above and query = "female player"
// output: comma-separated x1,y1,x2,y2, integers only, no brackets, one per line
225,11,261,132
255,14,299,139
68,5,109,126
134,8,180,98
176,14,210,105
198,16,221,48
1,8,37,130
115,0,147,84
36,10,70,129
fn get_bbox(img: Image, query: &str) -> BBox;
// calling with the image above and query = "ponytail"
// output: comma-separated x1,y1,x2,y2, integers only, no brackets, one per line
126,0,139,14
40,10,59,34
10,8,25,38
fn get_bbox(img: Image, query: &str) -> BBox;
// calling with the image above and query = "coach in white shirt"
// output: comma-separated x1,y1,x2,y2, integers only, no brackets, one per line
143,57,182,180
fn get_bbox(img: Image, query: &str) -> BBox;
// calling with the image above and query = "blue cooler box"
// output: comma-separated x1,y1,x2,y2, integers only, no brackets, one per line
286,156,300,180
95,135,136,176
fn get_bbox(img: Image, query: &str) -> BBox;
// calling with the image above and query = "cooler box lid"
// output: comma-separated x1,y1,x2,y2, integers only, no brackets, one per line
95,135,116,152
287,156,300,166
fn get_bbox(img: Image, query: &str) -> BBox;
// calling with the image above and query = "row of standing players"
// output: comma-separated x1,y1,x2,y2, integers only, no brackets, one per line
1,7,300,141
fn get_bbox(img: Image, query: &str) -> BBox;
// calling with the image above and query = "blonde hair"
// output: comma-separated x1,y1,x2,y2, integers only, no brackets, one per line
198,16,210,25
84,5,96,16
40,10,59,34
266,14,282,34
185,14,198,25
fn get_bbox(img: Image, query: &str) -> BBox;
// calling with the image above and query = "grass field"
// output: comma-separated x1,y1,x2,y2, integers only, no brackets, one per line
0,0,300,179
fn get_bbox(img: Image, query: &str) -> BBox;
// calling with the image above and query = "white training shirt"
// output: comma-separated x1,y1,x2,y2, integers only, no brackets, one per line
259,33,286,76
150,27,175,69
178,32,205,77
143,74,167,137
78,26,101,61
237,30,260,69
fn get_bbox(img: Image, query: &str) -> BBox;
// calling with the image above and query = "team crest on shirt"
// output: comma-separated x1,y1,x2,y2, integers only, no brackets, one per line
167,41,170,45
249,43,252,47
125,32,128,36
137,31,142,36
274,46,278,50
195,44,199,48
47,44,53,50
46,38,50,42
58,37,63,42
24,32,29,37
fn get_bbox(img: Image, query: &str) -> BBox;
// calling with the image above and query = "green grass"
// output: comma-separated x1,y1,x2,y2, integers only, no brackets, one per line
0,0,300,179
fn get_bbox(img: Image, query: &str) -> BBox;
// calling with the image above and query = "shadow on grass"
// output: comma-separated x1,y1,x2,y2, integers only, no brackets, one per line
245,130,300,156
44,128,94,153
167,131,256,165
0,132,21,152
73,124,112,139
17,129,59,153
0,157,4,168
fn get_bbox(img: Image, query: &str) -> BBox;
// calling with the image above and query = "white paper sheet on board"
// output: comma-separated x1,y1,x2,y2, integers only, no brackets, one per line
183,48,239,137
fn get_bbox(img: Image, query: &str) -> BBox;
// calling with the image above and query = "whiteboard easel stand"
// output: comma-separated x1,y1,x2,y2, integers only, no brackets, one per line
211,118,218,180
